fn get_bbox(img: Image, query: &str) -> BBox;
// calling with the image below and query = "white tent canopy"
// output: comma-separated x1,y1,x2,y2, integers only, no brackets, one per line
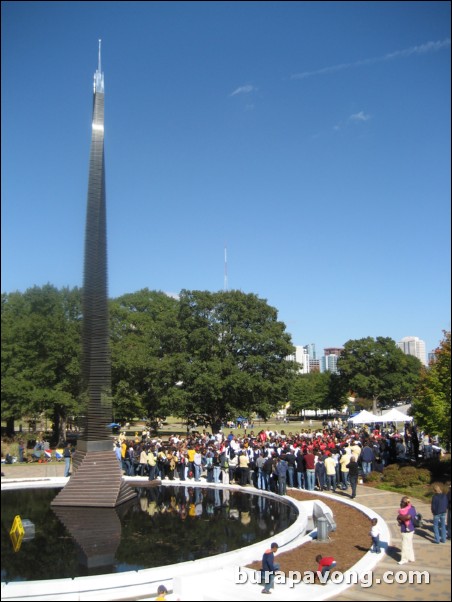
379,408,413,423
349,410,380,424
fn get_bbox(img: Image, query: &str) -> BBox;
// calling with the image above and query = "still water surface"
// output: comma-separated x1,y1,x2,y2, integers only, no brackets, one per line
1,486,297,581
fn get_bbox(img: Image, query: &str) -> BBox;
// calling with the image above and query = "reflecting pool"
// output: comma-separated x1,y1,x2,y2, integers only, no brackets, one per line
1,486,298,582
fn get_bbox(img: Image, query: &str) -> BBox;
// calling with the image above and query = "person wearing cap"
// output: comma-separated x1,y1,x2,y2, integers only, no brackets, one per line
261,542,280,594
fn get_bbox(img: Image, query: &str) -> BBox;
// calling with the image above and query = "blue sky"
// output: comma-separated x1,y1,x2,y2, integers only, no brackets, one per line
2,1,450,357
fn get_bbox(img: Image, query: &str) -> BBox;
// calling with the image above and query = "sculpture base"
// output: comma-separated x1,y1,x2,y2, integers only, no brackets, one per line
51,447,136,508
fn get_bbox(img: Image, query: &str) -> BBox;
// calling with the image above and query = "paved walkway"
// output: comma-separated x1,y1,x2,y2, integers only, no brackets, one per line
329,486,451,602
2,463,450,601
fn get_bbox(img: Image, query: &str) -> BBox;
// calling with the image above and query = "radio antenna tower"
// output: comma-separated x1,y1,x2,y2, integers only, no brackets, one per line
224,244,228,291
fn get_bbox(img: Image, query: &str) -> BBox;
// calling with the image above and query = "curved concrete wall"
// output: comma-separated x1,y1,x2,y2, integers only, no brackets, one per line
1,478,310,601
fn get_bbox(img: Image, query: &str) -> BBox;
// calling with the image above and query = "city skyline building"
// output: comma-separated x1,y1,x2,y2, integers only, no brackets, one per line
320,353,340,374
303,343,316,360
397,336,427,366
309,359,320,373
287,345,310,374
324,347,344,357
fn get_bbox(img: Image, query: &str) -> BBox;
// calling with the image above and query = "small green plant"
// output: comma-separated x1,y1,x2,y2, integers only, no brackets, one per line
365,471,382,483
381,464,432,488
415,468,432,484
383,463,399,473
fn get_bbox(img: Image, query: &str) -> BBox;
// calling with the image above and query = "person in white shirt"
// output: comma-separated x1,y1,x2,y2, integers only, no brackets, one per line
369,518,381,553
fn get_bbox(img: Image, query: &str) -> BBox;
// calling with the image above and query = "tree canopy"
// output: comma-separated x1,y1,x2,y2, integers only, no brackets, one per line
1,285,82,443
337,336,422,414
4,285,445,443
412,331,451,449
109,289,184,423
176,290,297,432
2,286,296,438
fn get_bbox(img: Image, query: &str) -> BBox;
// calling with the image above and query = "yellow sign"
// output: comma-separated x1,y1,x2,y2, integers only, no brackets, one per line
9,515,24,553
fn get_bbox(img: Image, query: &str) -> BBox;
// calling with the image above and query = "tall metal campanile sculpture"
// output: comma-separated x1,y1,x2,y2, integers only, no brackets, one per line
52,42,136,507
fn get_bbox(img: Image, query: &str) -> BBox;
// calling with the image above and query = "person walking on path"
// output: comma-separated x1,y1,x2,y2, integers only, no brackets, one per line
346,456,359,499
431,483,448,544
397,495,417,564
261,542,280,594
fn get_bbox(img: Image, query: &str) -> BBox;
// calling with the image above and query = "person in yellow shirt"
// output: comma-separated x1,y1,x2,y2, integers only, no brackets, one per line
120,441,127,473
186,446,195,478
339,448,351,490
156,584,167,600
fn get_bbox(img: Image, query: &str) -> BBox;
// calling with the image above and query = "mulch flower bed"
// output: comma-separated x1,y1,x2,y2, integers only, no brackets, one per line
247,490,372,575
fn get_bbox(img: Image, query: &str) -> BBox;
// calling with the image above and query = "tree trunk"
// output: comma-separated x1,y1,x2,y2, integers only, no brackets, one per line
372,398,378,415
6,417,15,436
210,417,223,435
53,407,68,446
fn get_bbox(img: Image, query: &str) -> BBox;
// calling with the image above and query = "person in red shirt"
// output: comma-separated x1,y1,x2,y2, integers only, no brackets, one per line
304,449,316,491
316,555,337,581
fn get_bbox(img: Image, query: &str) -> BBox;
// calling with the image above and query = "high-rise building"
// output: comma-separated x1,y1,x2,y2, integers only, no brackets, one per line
397,336,427,366
320,347,343,374
303,343,316,360
309,359,320,373
428,352,437,365
321,354,339,374
324,347,343,357
287,345,310,374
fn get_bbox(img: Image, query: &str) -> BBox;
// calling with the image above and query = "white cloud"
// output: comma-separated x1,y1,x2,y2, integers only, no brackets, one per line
291,38,451,80
229,84,257,97
349,111,370,122
165,292,180,300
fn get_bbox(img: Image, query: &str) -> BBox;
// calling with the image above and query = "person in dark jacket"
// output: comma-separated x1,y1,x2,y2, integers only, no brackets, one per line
261,542,280,594
346,456,360,499
431,484,448,544
315,454,326,491
275,457,288,495
360,444,374,475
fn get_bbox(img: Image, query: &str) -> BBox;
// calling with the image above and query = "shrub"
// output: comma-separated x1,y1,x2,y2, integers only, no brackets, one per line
416,469,432,484
383,465,432,487
382,466,399,482
391,473,414,488
399,466,418,477
383,463,400,472
365,471,383,483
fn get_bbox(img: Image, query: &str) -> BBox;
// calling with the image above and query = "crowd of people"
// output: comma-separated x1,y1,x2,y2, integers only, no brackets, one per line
113,421,436,499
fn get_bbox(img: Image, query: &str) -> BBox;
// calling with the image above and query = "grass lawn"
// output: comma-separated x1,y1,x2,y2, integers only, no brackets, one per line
153,415,325,436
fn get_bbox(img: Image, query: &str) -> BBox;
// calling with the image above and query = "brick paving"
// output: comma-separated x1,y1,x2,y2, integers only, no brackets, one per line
330,486,451,602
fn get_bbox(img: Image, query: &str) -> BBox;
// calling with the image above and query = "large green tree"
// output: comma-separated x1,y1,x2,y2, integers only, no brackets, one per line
337,336,422,414
289,372,331,415
1,285,82,442
109,289,185,423
176,290,296,432
412,331,451,449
